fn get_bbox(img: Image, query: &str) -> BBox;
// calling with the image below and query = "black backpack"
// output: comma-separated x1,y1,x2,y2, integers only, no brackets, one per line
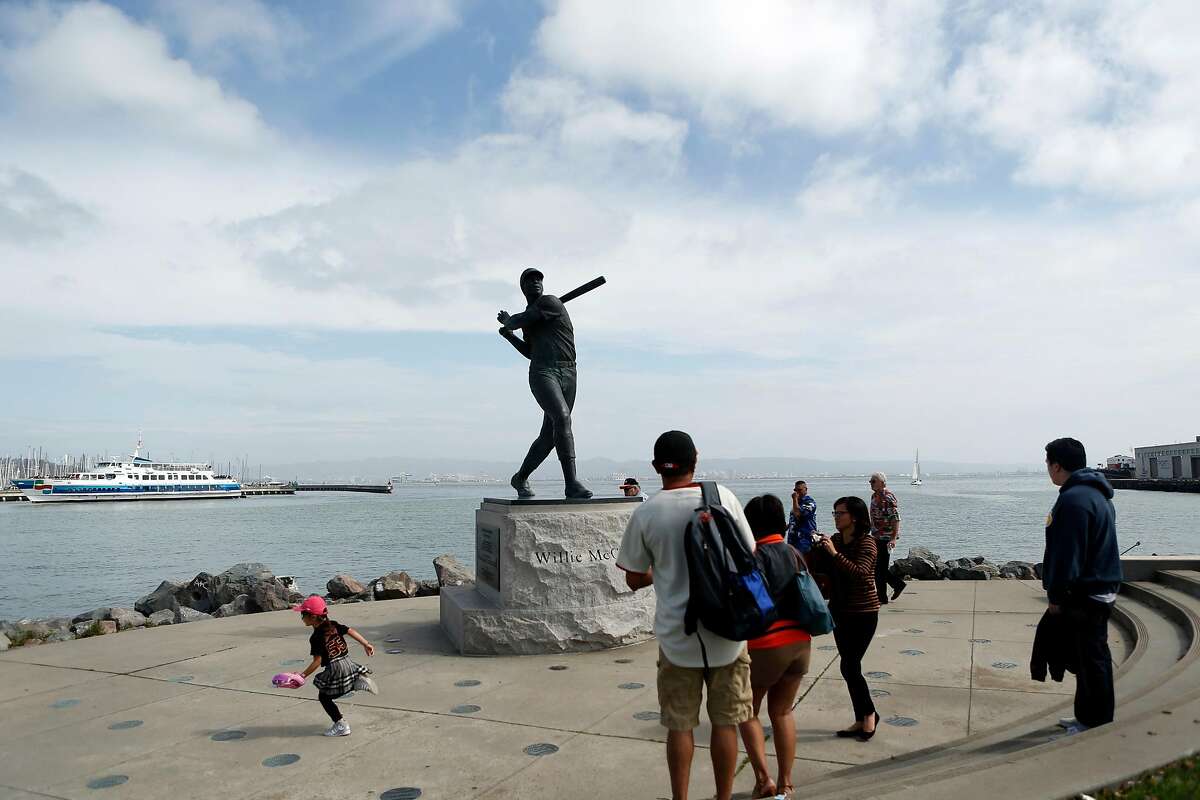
683,482,777,666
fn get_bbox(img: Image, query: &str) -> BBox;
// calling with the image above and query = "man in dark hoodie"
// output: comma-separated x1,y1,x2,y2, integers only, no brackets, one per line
1042,437,1123,733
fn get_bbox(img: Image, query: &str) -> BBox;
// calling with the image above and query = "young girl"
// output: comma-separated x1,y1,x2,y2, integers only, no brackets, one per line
294,595,375,736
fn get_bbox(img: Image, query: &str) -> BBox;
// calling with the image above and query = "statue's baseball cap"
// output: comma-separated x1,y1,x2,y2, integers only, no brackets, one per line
520,267,544,283
653,430,696,470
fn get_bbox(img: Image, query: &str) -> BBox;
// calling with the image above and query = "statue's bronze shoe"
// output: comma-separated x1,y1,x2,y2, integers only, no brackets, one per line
564,481,593,500
511,474,535,498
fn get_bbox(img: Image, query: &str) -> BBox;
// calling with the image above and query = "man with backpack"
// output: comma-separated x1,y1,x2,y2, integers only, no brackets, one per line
617,430,764,800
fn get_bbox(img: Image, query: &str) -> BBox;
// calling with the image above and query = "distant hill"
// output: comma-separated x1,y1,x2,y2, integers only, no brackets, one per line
258,454,1040,483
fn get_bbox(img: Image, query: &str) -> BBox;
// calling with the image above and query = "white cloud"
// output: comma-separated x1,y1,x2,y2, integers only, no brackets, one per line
536,0,947,136
151,0,462,85
2,1,1199,466
797,156,896,218
149,0,306,79
0,1,270,148
502,73,688,172
0,167,93,243
946,1,1200,197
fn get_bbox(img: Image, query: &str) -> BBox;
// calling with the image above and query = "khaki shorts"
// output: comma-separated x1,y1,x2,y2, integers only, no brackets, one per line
749,640,811,690
657,648,753,731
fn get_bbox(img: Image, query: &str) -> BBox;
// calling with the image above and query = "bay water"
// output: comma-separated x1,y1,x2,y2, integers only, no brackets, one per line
2,474,1197,621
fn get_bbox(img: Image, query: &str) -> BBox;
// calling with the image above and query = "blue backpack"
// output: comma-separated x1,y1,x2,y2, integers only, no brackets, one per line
683,482,777,666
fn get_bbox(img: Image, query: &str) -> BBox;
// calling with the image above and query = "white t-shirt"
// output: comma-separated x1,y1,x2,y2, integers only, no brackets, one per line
617,483,755,668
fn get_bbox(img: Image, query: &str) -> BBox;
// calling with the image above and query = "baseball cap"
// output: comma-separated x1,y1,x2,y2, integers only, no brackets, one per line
653,430,696,470
293,595,327,616
520,267,544,284
621,477,639,486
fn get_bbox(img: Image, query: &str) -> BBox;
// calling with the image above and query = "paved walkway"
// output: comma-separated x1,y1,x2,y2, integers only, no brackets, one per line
0,581,1124,799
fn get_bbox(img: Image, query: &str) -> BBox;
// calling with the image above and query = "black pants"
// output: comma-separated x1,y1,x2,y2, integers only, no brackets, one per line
833,611,878,721
875,540,906,603
517,364,578,478
318,693,342,723
1065,599,1114,727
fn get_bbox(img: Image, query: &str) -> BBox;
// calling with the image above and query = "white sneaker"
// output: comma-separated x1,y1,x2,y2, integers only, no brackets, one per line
355,676,379,695
1057,717,1077,729
323,720,351,737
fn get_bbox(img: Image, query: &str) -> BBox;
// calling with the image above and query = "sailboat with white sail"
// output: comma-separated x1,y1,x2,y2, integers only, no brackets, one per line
911,450,923,486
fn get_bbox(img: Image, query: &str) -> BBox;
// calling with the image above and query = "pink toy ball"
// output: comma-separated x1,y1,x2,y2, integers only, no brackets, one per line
272,672,305,689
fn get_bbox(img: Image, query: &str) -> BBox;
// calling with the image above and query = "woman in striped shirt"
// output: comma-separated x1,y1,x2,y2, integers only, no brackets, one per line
813,495,881,741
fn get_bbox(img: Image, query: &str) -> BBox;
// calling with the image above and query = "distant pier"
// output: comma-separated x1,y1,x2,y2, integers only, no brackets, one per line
1111,478,1200,493
295,483,393,494
241,485,296,497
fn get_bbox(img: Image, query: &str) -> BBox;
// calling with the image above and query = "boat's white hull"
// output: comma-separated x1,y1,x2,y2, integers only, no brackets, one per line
22,489,242,503
910,480,922,486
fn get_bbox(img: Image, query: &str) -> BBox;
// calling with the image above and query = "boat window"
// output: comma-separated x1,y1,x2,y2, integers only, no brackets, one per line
106,474,115,479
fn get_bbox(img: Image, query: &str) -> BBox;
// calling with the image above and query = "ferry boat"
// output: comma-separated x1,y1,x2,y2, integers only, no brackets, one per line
21,441,241,504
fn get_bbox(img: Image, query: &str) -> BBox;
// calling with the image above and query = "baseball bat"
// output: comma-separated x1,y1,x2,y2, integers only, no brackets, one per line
559,276,606,304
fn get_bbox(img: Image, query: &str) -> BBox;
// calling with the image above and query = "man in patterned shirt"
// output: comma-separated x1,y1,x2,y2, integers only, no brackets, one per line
869,472,907,603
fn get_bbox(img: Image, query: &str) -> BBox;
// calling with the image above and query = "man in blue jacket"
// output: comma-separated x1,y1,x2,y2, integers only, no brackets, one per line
1043,437,1123,733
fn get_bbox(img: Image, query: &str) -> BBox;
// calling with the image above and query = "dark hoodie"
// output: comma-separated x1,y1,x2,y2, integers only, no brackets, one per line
1042,468,1123,605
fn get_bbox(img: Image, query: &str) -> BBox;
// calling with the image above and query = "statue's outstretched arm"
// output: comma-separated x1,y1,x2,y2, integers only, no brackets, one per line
499,307,542,330
499,327,532,359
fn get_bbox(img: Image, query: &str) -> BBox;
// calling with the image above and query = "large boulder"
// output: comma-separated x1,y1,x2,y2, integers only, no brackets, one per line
214,563,279,605
1034,562,1044,579
147,609,176,626
135,580,184,616
108,608,147,630
372,571,419,600
45,629,75,643
176,563,286,614
999,561,1038,579
327,574,366,600
434,554,475,587
950,565,993,580
906,547,943,564
976,562,1001,578
14,619,63,638
72,608,111,625
416,580,440,597
177,607,212,624
177,572,220,613
890,556,940,581
213,594,252,618
74,620,117,636
251,581,299,612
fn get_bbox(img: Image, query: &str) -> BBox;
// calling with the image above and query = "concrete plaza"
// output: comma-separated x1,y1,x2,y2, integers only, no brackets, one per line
0,580,1113,799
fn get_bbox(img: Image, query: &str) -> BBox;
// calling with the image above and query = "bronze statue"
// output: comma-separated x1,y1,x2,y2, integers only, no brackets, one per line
497,269,604,499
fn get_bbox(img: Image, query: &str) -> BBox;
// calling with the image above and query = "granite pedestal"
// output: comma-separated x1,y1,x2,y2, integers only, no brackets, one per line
440,497,655,655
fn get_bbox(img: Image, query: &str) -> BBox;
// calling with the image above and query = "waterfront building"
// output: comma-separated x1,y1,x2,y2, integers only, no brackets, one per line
1106,454,1135,471
1134,436,1200,479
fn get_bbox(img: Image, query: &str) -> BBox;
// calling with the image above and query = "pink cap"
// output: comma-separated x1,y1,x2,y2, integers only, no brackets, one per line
293,595,327,616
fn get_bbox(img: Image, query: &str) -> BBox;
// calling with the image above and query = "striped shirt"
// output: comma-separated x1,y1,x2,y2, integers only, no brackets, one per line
821,533,880,614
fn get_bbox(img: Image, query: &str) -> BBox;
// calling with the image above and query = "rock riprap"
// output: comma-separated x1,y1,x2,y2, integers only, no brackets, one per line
326,574,366,600
372,572,419,601
889,550,1039,581
434,554,474,587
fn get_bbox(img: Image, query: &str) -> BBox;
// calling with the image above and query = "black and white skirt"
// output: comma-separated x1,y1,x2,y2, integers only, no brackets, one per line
313,656,371,699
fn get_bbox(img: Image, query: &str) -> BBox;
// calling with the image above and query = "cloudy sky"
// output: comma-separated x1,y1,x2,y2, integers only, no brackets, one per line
2,0,1197,469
